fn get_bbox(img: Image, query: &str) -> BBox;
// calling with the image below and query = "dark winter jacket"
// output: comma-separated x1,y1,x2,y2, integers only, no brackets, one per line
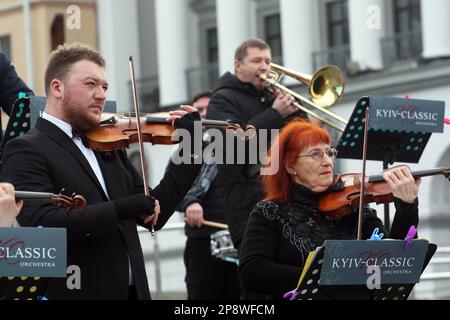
206,72,306,249
179,162,228,238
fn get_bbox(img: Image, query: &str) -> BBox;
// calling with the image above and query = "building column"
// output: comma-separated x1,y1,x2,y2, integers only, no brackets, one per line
279,0,315,83
216,0,251,75
348,0,386,70
421,0,450,58
97,0,141,112
155,0,189,106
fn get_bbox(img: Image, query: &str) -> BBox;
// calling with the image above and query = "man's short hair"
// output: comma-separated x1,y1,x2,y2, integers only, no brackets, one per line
192,90,213,104
44,42,105,96
234,38,270,62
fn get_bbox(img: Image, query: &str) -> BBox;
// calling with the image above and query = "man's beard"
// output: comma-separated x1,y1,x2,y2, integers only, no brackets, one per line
62,96,101,133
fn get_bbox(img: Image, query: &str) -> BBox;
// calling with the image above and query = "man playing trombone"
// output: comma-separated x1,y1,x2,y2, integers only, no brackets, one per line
206,38,306,255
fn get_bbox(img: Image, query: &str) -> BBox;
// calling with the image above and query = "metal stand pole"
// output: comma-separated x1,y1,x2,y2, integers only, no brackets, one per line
152,232,162,299
383,158,391,232
383,148,396,232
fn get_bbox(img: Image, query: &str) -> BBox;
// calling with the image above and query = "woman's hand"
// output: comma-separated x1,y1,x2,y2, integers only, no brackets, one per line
0,183,22,227
382,166,421,204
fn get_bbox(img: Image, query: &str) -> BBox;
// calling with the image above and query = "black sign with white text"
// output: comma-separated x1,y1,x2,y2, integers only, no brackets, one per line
369,96,445,133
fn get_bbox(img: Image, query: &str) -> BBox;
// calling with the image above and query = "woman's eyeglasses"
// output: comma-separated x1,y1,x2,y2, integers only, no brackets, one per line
297,148,338,161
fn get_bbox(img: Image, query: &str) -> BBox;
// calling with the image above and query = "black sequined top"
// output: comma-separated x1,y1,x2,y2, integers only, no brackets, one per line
239,183,419,299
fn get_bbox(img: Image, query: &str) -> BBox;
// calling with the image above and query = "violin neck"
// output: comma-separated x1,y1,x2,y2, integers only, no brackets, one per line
145,116,232,129
145,116,167,125
15,191,54,200
369,167,450,183
201,119,234,129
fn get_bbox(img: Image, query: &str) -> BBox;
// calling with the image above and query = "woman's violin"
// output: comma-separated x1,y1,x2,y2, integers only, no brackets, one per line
318,166,450,219
15,191,86,211
84,112,242,152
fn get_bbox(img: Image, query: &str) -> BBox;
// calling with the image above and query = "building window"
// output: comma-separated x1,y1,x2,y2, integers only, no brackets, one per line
264,14,282,64
206,27,218,63
381,0,422,66
326,0,349,47
0,35,11,58
312,0,350,73
186,26,219,98
394,0,421,33
51,15,65,51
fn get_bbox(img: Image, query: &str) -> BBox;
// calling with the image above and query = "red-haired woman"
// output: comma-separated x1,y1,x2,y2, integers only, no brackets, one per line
238,120,421,299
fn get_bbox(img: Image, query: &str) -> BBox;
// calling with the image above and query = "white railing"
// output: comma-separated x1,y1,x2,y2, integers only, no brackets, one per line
419,247,450,282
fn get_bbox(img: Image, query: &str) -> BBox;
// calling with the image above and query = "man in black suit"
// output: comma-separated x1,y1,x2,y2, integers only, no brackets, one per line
1,43,201,300
0,52,34,140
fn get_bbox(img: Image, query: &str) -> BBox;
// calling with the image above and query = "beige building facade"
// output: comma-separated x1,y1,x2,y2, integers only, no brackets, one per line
0,0,98,95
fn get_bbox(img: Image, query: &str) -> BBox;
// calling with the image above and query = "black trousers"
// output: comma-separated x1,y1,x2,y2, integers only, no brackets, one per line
184,237,240,300
128,285,137,300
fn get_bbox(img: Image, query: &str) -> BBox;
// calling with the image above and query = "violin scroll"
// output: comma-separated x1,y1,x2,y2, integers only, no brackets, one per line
15,190,87,211
51,194,87,211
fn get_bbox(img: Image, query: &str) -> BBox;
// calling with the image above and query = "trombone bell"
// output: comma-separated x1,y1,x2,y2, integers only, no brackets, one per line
262,63,347,132
309,65,345,108
269,63,345,108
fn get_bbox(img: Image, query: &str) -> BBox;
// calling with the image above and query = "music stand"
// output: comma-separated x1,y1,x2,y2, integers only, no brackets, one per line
336,97,433,230
294,242,437,300
0,96,31,168
0,276,48,300
336,97,432,164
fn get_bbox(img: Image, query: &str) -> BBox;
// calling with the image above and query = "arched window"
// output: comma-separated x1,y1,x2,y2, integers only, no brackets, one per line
51,15,65,50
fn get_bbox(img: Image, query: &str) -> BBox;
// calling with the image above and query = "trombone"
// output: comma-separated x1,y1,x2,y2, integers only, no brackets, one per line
260,63,348,132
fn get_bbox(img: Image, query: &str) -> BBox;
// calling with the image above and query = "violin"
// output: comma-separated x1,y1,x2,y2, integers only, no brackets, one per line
84,113,242,152
318,166,450,219
15,191,87,211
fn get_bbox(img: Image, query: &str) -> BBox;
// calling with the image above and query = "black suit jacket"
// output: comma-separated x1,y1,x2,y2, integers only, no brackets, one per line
1,117,200,299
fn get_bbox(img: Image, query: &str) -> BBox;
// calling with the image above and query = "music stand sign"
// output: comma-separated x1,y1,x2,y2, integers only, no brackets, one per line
369,96,445,134
320,239,429,286
336,96,445,163
0,227,67,277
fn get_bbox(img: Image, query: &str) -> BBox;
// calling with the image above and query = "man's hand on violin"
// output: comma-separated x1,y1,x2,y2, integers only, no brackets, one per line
166,105,201,129
185,202,204,228
382,166,421,204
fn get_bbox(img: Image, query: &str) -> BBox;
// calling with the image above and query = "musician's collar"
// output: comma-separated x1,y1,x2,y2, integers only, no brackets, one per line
42,112,75,139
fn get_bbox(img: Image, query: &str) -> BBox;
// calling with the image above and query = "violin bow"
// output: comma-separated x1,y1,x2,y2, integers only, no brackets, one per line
129,56,155,235
357,107,370,240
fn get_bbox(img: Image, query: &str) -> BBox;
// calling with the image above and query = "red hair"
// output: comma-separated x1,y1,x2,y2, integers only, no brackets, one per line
263,120,331,203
